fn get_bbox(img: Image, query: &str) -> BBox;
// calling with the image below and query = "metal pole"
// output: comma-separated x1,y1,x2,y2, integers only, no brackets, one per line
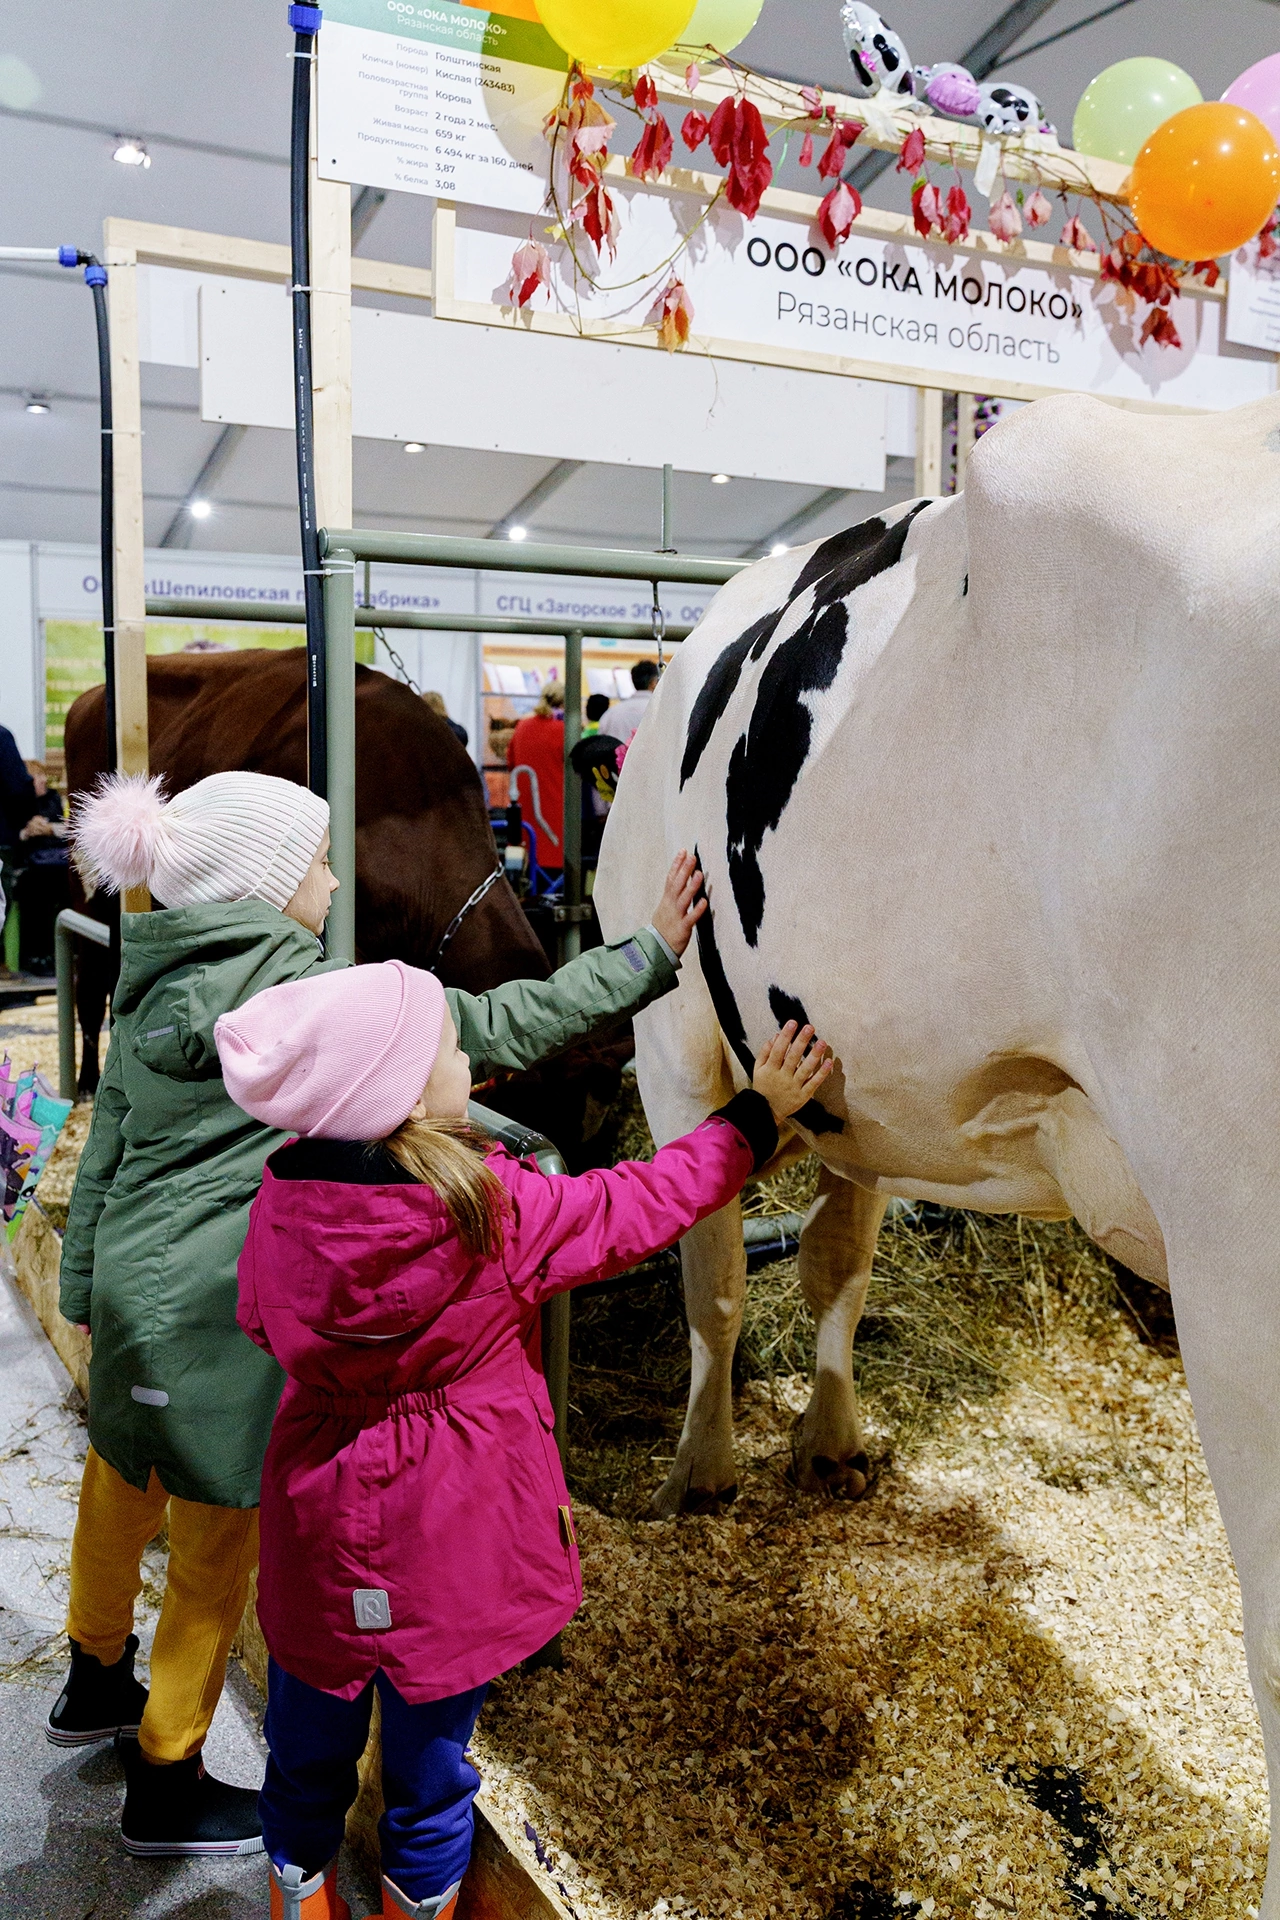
56,919,76,1103
322,549,357,961
320,528,743,587
559,626,583,967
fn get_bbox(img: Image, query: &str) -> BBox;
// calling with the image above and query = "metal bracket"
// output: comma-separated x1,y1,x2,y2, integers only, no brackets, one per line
551,903,593,924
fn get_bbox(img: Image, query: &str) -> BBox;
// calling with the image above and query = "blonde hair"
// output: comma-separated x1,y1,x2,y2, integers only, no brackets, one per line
382,1116,507,1259
533,681,564,719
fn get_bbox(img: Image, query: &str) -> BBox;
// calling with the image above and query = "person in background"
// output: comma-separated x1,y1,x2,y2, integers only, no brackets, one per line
421,691,468,752
0,723,39,851
507,681,564,877
582,692,611,738
16,760,70,977
604,659,659,748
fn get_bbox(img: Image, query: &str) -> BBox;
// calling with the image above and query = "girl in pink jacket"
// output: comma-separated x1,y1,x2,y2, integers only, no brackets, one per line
216,958,831,1920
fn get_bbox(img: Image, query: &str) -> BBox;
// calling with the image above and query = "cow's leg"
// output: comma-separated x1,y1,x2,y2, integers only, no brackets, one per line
793,1167,887,1497
654,1198,746,1518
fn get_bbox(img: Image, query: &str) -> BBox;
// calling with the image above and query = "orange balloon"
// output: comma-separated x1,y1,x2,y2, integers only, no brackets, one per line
1130,101,1280,260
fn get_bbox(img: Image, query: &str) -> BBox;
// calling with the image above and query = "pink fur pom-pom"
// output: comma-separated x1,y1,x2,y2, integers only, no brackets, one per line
72,772,169,893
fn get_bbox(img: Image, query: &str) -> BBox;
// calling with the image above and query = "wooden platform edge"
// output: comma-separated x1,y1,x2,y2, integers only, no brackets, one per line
9,1196,573,1920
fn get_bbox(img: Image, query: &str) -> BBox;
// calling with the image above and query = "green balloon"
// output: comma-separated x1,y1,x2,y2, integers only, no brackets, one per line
678,0,763,53
1073,57,1203,165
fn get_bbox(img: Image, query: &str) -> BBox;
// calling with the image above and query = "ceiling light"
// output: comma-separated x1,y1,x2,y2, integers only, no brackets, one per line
24,394,50,415
770,542,789,557
711,472,731,485
507,524,528,542
402,440,426,454
113,136,151,167
188,499,212,520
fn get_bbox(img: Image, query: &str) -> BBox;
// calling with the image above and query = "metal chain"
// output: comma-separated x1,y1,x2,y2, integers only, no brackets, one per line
373,626,426,698
650,585,666,674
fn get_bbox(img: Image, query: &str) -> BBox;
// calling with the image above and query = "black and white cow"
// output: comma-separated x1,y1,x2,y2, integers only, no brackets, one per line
595,389,1280,1911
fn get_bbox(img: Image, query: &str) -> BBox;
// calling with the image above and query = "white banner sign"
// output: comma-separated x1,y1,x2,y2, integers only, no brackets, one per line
317,0,564,212
454,188,1274,411
197,278,888,490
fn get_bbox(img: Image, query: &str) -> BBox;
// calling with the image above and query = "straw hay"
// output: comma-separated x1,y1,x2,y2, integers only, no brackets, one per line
471,1088,1265,1919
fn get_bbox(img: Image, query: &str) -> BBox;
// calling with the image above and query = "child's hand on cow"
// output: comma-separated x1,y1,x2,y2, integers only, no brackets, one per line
752,1022,834,1120
651,850,707,957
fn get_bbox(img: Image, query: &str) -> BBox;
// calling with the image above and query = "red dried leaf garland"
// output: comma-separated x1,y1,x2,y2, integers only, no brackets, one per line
508,238,550,308
896,126,926,174
707,95,773,219
911,179,942,239
942,182,971,244
817,119,862,179
630,114,674,181
548,66,620,260
1256,204,1280,260
649,275,694,351
1024,188,1052,229
682,109,709,151
987,189,1022,242
1140,305,1182,351
1060,212,1097,253
629,71,674,183
1192,258,1221,287
818,179,862,249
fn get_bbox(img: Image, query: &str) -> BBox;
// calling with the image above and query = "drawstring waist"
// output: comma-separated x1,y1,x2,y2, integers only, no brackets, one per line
286,1382,452,1419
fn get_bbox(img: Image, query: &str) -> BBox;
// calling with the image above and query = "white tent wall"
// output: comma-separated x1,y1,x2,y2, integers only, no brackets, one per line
0,543,42,763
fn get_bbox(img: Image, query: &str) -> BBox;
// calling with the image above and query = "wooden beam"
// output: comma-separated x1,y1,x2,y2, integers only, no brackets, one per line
100,216,431,302
103,225,151,910
955,392,977,490
663,65,1133,204
916,386,943,497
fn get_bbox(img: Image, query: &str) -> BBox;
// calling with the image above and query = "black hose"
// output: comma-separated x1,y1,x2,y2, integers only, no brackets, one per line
288,4,327,798
87,270,116,775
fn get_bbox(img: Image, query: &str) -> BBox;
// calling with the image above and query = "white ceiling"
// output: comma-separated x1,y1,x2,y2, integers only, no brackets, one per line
2,0,1278,562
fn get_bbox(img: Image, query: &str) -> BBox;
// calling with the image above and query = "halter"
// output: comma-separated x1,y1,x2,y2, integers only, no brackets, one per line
426,863,504,974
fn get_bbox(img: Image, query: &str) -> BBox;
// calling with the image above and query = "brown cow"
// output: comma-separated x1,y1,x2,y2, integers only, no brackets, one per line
65,648,549,1098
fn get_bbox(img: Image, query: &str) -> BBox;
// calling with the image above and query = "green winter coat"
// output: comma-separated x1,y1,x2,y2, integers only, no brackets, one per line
59,901,677,1507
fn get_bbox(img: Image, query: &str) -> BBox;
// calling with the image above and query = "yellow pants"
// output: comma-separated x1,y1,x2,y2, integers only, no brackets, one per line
66,1446,259,1764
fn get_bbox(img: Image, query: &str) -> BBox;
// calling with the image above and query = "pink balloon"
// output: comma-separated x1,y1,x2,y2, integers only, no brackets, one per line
1223,52,1280,147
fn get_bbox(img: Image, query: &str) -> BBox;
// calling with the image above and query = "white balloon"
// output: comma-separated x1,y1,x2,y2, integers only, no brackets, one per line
839,3,914,100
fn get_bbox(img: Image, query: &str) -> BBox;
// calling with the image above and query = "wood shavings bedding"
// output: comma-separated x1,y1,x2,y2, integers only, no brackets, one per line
473,1308,1266,1919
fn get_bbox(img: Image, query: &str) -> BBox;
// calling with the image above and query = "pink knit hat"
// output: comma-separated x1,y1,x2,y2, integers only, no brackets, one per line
214,961,448,1140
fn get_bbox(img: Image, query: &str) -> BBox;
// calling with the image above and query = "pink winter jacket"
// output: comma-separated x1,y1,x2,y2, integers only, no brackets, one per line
236,1093,774,1703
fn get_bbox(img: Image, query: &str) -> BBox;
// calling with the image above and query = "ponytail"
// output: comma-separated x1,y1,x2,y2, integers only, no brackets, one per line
382,1117,507,1259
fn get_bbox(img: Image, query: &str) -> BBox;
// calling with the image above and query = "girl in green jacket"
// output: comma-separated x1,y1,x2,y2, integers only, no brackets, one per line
50,769,702,1861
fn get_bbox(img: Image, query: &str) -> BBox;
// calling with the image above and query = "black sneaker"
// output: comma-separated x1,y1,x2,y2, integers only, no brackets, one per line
118,1736,264,1857
46,1634,149,1747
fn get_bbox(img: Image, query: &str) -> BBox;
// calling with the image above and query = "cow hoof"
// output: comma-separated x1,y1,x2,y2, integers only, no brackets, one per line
680,1483,738,1516
796,1449,873,1500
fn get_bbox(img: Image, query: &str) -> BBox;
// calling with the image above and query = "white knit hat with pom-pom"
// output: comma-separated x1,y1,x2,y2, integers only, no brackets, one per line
74,771,330,911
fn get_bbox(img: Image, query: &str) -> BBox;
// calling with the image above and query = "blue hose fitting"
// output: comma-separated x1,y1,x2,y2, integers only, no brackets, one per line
288,4,322,29
58,246,81,268
84,264,108,287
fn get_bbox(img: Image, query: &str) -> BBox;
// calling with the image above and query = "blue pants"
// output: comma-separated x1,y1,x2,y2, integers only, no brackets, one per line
260,1660,488,1902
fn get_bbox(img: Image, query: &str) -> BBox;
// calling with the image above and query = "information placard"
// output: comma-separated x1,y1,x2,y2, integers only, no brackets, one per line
317,0,565,211
1226,240,1280,353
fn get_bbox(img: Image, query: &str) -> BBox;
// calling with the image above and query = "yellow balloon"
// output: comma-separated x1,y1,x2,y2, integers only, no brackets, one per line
535,0,696,70
677,0,763,54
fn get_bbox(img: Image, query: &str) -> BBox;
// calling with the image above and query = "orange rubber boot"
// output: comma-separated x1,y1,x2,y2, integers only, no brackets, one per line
269,1857,352,1920
368,1873,462,1919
